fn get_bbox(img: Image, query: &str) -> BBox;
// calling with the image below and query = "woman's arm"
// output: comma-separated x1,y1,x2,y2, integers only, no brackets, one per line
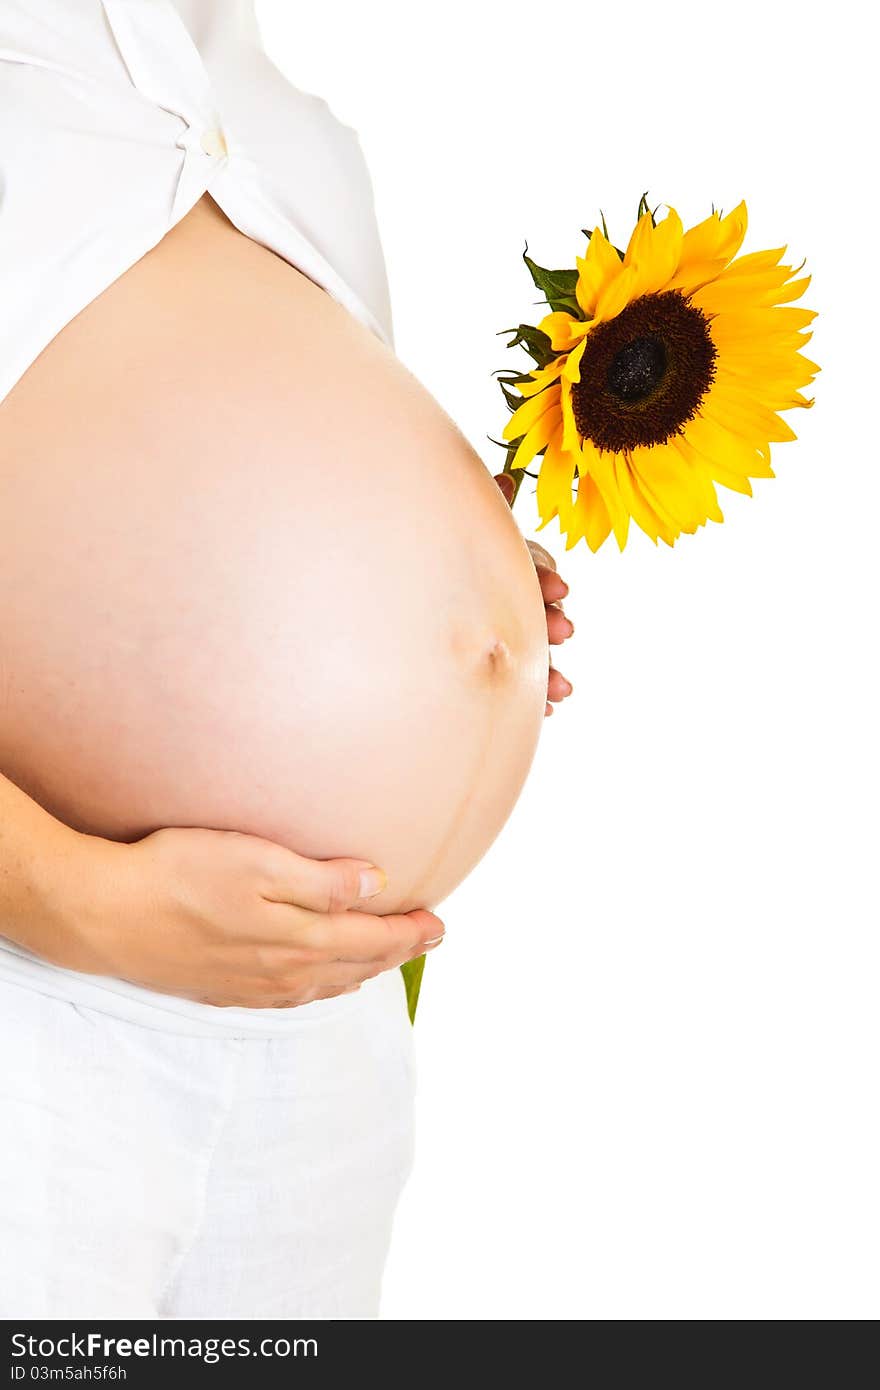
0,770,443,1007
0,768,83,965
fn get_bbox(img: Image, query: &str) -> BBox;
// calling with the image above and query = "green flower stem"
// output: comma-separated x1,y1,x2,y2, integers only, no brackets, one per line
400,954,426,1024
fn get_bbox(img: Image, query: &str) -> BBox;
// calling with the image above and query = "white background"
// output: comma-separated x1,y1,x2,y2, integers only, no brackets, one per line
258,0,877,1319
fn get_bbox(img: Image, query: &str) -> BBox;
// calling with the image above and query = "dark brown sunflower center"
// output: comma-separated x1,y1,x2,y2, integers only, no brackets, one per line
570,290,717,453
606,335,667,402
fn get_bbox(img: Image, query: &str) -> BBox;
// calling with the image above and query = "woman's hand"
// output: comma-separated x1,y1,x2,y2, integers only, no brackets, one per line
494,473,575,716
49,826,444,1009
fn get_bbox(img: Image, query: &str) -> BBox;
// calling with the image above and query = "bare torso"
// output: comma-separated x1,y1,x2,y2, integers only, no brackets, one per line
0,194,547,913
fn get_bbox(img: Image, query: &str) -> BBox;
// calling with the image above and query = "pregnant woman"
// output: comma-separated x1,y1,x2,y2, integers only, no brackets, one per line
0,0,573,1318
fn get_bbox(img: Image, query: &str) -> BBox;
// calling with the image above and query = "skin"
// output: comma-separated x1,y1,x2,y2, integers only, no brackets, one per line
0,767,444,1008
0,195,574,1007
494,471,575,715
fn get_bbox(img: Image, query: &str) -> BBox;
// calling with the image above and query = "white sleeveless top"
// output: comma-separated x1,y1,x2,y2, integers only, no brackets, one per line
0,0,394,411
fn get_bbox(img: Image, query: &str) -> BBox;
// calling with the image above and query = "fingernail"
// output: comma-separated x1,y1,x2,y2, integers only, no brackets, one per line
424,935,445,950
562,617,574,636
358,867,387,899
558,579,570,596
562,677,573,695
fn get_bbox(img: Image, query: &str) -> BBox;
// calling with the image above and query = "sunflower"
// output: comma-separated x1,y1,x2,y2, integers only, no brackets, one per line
498,199,818,551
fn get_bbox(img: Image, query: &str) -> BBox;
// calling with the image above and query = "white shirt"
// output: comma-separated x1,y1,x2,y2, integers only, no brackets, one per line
0,0,394,409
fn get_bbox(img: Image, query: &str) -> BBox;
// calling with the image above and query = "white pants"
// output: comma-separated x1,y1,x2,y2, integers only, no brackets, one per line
0,967,415,1319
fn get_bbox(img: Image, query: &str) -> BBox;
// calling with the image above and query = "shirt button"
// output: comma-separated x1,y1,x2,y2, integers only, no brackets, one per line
200,128,228,158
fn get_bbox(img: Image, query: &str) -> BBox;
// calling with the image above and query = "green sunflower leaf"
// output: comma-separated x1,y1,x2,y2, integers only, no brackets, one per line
498,381,525,412
522,251,580,314
493,366,536,384
502,322,556,368
400,955,426,1025
499,436,522,464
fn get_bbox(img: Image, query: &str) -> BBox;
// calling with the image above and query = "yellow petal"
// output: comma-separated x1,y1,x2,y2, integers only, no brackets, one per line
692,272,811,315
564,470,613,552
613,453,677,546
560,376,582,454
683,414,774,480
721,306,817,333
594,264,637,323
722,247,787,277
628,452,683,533
509,399,562,470
691,268,793,307
712,352,819,385
627,209,685,299
630,439,721,531
713,368,814,414
709,316,816,352
502,384,561,442
675,432,753,496
538,310,590,352
703,389,798,443
580,440,631,550
561,333,590,383
666,200,748,293
535,425,575,526
513,357,567,399
623,211,656,269
768,274,812,306
575,228,623,317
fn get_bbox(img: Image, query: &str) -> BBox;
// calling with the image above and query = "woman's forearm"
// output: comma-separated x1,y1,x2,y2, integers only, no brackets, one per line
0,769,90,964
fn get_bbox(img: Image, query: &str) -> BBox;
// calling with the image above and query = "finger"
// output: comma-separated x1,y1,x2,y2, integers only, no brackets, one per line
266,982,363,1008
544,701,553,717
547,607,574,645
284,906,445,964
535,564,569,605
259,848,389,914
493,472,516,507
547,667,573,703
195,979,364,1009
196,990,343,1008
199,927,443,1007
267,938,443,1004
525,540,557,572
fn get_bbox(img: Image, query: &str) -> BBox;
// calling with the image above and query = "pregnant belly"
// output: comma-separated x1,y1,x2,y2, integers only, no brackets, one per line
0,196,548,913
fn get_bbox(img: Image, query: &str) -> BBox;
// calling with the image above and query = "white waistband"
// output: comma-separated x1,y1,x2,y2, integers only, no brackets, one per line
0,937,395,1039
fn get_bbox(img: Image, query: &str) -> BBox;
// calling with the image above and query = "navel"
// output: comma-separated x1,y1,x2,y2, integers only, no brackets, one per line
484,637,513,678
447,621,518,685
